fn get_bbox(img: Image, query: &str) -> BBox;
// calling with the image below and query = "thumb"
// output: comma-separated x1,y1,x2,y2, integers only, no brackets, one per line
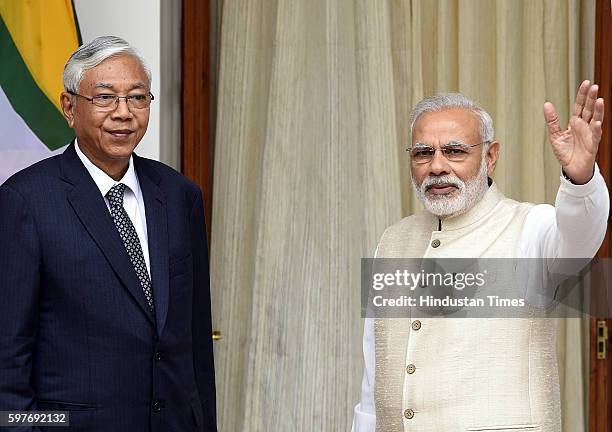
544,102,562,138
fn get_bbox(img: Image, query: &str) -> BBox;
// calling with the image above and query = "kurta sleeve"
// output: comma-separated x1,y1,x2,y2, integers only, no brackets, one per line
520,164,609,260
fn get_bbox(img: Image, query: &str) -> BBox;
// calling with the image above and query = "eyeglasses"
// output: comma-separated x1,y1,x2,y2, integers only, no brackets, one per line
406,141,489,164
67,90,154,110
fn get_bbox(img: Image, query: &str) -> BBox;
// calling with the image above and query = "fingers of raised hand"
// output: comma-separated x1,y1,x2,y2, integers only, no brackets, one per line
581,84,599,123
544,102,562,138
592,121,603,145
591,97,605,125
589,98,605,146
573,80,591,117
571,116,598,152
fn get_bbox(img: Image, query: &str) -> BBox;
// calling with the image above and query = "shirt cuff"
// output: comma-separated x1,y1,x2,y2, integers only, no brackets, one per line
559,163,606,198
352,403,376,432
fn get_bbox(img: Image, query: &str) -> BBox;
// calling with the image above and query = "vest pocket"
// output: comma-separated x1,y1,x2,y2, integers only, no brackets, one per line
466,426,541,431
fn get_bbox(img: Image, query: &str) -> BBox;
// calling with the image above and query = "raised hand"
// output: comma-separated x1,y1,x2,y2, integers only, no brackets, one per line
543,80,605,184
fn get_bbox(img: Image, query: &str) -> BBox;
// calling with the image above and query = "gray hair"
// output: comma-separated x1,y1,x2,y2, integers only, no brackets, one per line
409,93,494,144
63,36,152,93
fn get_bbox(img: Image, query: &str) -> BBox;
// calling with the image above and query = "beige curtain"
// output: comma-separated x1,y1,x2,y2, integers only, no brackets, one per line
211,1,595,430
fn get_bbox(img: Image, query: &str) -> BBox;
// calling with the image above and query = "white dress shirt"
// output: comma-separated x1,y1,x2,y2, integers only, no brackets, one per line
74,140,151,274
352,166,610,431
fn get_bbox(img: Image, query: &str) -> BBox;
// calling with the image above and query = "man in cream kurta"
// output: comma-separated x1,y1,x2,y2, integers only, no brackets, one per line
352,82,609,432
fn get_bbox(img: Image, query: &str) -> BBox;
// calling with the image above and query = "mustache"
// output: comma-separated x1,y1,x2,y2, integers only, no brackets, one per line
422,176,464,192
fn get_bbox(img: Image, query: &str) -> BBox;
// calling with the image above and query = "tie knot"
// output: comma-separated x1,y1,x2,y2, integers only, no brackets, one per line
106,183,127,207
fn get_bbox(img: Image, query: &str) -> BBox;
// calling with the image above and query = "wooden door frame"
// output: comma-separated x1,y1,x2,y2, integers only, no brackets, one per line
181,0,215,243
590,1,612,431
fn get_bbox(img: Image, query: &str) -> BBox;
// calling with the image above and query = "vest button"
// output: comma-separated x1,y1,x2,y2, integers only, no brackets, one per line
411,320,421,331
431,239,441,248
406,364,416,374
404,408,414,419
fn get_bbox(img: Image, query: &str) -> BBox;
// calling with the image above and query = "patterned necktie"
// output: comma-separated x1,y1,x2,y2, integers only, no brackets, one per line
106,183,155,313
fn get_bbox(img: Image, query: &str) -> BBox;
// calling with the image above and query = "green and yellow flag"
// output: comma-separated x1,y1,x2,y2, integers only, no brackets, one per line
0,0,81,184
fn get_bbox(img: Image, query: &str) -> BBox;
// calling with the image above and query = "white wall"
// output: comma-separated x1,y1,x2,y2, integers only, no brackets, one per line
73,0,161,162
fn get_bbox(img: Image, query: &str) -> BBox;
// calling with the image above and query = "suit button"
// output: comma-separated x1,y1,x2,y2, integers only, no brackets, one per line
154,351,163,361
406,364,416,374
431,239,441,248
411,320,421,331
404,408,414,419
152,400,164,413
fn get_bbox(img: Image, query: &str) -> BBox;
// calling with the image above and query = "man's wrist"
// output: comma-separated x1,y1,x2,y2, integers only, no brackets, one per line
562,166,595,185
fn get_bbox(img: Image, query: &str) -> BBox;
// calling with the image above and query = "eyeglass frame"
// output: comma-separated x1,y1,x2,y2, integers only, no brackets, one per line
66,90,155,110
405,140,490,164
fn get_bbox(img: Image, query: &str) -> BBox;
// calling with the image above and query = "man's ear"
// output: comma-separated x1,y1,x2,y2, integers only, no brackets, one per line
60,92,76,128
486,140,500,176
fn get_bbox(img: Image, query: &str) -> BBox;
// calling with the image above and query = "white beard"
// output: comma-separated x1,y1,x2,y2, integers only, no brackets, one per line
411,153,489,218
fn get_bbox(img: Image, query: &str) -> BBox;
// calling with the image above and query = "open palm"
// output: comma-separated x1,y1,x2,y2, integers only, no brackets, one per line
544,80,605,184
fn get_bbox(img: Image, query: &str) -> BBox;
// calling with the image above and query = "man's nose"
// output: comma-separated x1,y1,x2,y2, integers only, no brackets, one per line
110,98,133,120
428,149,451,176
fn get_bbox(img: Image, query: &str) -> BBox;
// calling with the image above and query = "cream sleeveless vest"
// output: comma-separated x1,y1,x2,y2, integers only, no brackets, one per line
374,183,560,432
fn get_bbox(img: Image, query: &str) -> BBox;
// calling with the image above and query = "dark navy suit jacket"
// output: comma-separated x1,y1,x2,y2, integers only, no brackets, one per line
0,144,217,431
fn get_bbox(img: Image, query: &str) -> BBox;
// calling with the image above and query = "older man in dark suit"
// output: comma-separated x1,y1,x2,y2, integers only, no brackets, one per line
0,36,216,431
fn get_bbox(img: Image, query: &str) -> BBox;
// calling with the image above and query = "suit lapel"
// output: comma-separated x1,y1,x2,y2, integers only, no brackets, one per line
61,144,156,326
135,156,169,337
